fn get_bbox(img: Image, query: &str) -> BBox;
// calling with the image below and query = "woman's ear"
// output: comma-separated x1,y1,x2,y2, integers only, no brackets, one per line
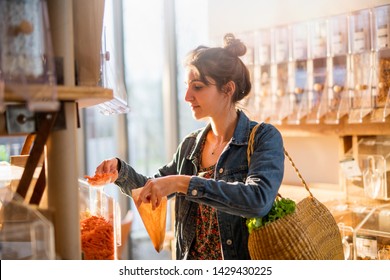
222,81,236,96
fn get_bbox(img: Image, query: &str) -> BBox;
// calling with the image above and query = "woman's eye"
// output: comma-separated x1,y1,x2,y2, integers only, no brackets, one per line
193,84,203,90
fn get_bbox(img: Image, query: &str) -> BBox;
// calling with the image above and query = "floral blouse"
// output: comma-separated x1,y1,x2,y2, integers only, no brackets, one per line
188,141,223,260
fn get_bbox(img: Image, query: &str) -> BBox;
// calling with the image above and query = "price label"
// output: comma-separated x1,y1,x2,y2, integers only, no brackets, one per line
356,235,378,260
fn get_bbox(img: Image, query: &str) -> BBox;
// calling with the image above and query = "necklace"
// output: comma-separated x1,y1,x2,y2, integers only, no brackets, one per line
211,141,228,155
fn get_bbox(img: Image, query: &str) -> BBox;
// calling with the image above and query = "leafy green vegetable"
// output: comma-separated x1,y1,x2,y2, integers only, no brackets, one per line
246,197,296,234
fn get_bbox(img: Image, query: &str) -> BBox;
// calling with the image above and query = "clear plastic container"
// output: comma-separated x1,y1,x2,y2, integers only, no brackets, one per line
0,0,59,112
0,186,55,259
354,204,390,260
342,136,390,202
93,0,130,115
306,18,328,124
269,25,290,125
357,136,390,201
78,179,121,260
348,8,373,123
324,13,349,124
237,31,257,115
256,29,273,122
288,22,309,124
371,5,390,123
326,200,374,260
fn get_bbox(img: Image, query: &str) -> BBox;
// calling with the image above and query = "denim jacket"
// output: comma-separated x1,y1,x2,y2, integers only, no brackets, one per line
115,110,285,260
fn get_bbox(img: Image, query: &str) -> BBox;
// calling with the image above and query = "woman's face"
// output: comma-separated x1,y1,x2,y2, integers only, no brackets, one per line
184,68,231,120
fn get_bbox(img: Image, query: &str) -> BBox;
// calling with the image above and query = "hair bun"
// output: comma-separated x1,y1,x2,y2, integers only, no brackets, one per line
223,33,247,57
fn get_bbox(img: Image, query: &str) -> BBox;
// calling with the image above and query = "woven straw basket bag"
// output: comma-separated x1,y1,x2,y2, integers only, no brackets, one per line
247,124,344,260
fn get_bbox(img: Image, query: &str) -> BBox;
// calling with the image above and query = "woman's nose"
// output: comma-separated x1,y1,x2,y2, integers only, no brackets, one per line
184,88,193,102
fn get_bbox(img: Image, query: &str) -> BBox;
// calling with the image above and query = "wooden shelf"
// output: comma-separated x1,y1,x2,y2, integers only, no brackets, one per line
272,114,390,137
4,85,114,108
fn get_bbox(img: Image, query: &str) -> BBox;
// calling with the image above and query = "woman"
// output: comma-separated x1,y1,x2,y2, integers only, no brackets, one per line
95,33,285,260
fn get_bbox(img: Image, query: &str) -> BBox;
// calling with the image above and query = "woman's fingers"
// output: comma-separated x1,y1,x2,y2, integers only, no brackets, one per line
135,196,143,208
95,158,118,174
152,197,161,210
150,192,161,210
137,179,163,210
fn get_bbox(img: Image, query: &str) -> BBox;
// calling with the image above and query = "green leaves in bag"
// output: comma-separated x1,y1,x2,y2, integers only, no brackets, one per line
246,197,296,234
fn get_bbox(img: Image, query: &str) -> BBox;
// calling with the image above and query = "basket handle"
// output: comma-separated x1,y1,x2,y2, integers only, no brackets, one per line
247,124,314,198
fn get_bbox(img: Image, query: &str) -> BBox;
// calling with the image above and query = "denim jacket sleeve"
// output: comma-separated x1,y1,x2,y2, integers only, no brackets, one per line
113,135,188,197
114,117,284,219
185,122,284,218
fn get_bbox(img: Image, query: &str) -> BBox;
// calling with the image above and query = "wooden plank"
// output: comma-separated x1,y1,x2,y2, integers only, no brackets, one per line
273,114,390,136
15,112,56,199
29,161,46,205
4,85,113,108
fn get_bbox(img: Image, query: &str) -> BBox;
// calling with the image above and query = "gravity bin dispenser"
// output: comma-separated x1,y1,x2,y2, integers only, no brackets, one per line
269,25,290,124
306,18,329,124
342,135,390,202
287,21,309,124
0,0,59,112
79,179,121,260
0,165,55,260
371,4,390,123
324,13,349,124
256,29,273,122
348,8,373,123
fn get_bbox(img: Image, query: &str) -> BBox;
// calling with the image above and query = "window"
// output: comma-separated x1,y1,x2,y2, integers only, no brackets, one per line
122,0,167,259
175,0,209,139
117,0,209,259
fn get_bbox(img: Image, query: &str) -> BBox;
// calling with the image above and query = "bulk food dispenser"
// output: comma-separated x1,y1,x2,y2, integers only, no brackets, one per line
79,179,121,260
288,21,309,124
340,135,390,202
324,13,349,124
0,165,55,260
256,29,273,122
306,18,329,124
269,25,290,124
357,136,390,201
0,0,59,112
348,8,373,123
354,204,390,260
327,177,390,260
335,134,390,259
371,4,390,123
238,32,256,115
326,201,374,260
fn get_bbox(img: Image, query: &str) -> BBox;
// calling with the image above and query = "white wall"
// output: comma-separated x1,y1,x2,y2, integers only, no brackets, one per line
208,0,390,37
207,0,390,186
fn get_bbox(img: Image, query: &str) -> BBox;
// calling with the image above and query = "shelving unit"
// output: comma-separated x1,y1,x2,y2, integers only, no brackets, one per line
271,113,390,204
1,85,113,259
271,112,390,260
274,115,390,137
4,85,113,109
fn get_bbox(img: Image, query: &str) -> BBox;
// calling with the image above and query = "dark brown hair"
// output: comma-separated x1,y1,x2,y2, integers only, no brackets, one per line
184,33,251,104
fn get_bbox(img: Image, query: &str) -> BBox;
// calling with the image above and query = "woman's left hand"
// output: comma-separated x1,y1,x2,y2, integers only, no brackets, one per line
137,175,191,210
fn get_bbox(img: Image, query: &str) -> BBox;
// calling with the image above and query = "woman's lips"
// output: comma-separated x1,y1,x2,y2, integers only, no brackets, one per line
191,105,200,110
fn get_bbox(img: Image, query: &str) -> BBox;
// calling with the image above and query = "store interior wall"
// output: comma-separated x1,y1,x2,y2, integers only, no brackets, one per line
207,0,390,187
208,0,390,37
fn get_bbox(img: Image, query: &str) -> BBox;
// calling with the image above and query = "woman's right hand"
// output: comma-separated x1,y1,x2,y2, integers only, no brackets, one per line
95,158,119,182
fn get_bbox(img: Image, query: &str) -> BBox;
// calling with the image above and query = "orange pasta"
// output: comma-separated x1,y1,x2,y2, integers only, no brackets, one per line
80,215,115,260
84,171,117,186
